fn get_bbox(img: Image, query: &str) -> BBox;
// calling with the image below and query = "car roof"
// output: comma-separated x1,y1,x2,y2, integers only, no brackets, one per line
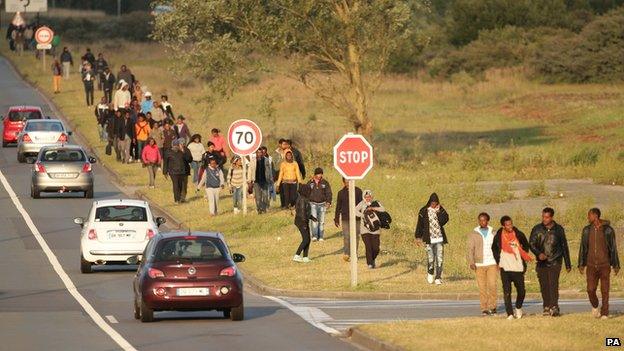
8,106,43,112
93,199,150,208
158,231,225,241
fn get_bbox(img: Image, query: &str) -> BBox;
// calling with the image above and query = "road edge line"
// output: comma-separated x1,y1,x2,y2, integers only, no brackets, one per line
0,169,137,351
263,296,341,336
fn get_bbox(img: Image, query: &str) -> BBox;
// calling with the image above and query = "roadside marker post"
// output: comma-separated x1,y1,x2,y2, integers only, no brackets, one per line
227,119,263,215
333,133,374,287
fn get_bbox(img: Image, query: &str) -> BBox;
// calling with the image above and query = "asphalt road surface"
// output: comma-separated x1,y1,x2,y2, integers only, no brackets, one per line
1,56,621,351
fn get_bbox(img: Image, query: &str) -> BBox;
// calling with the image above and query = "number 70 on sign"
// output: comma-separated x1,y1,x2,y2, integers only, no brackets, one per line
227,119,263,156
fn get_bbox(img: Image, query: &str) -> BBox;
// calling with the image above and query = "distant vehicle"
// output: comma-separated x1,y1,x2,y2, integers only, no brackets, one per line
1,106,47,147
132,231,245,322
17,119,72,163
31,145,96,199
75,199,166,274
150,5,173,16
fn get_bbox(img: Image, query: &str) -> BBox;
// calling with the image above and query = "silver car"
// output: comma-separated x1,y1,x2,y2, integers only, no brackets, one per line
31,145,96,199
17,119,72,163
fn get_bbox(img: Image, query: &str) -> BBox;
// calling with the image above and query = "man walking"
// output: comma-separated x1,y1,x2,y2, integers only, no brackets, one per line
204,158,225,215
415,193,449,285
165,139,192,204
60,47,73,79
248,148,273,214
307,168,332,242
530,207,572,317
101,67,115,103
334,178,363,262
578,208,620,319
467,212,498,316
95,53,108,91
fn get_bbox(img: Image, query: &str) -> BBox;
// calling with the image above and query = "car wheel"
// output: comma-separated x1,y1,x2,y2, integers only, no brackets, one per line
84,187,94,199
133,298,141,320
17,152,25,163
2,141,7,148
80,254,92,274
140,301,154,323
223,309,231,318
31,185,41,199
230,304,244,321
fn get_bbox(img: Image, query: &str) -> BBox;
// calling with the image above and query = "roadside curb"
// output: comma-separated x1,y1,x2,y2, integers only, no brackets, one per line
347,328,404,351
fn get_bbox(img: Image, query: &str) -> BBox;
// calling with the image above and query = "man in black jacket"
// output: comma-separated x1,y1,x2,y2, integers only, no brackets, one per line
334,178,363,261
166,139,193,203
101,67,116,103
529,207,572,317
307,168,332,242
415,193,449,285
121,111,135,164
111,110,125,162
95,53,108,91
578,208,620,319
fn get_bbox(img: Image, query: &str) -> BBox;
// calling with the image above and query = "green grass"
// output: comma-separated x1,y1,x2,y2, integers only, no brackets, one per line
357,313,624,351
2,36,624,294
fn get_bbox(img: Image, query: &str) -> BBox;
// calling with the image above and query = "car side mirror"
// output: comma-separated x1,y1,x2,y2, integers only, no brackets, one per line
26,157,37,164
156,217,166,227
127,255,140,265
232,253,246,263
88,156,97,163
46,116,51,119
67,131,73,136
73,217,85,227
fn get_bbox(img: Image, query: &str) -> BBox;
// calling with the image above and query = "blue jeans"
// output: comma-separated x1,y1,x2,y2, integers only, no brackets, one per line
232,186,243,210
309,202,326,239
190,161,200,184
426,243,444,279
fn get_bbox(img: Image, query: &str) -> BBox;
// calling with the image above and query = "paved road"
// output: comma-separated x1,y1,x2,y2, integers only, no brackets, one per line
0,57,355,351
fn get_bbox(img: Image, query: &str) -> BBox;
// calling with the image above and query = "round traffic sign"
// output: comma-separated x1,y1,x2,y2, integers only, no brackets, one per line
333,134,374,180
35,26,54,45
227,119,263,156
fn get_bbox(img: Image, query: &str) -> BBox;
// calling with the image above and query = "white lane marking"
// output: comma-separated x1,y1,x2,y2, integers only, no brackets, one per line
105,315,119,324
0,170,137,351
264,296,341,335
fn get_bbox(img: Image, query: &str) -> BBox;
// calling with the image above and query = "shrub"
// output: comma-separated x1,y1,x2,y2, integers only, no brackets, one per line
40,12,153,42
568,148,600,166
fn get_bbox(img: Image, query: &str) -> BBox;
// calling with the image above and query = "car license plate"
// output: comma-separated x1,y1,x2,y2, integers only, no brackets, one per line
177,287,209,296
52,173,76,179
108,231,133,239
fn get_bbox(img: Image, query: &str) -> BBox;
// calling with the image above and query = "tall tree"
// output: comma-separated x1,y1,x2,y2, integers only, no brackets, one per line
152,0,422,136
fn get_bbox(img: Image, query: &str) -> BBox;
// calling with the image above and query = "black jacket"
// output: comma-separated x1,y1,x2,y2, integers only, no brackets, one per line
415,193,449,244
529,221,572,269
492,227,531,272
166,148,192,176
578,221,620,269
124,118,135,139
291,147,306,179
112,116,126,140
201,150,225,169
101,72,116,91
334,186,363,223
307,179,332,204
295,195,316,226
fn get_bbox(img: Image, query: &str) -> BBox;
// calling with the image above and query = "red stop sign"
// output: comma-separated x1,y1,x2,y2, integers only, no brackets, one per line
333,134,374,180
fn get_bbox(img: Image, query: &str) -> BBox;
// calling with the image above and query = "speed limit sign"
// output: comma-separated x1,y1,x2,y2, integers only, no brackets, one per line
227,119,263,156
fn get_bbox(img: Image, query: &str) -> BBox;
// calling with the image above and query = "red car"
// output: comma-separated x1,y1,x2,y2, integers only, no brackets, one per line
2,106,47,147
132,231,246,322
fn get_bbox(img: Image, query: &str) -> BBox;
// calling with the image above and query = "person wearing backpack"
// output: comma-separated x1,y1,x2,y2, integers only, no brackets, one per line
355,190,386,269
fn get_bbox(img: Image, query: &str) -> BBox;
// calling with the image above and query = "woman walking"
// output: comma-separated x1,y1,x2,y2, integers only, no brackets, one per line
293,185,317,263
228,156,244,214
51,59,62,93
355,190,386,269
492,215,533,320
81,62,96,106
141,138,162,188
275,150,303,209
187,134,205,185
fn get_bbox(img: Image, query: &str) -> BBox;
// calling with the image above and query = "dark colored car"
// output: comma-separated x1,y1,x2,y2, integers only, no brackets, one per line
132,231,246,322
1,106,46,147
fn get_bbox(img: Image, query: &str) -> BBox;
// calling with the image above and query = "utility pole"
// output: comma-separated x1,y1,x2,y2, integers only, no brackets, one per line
117,0,121,18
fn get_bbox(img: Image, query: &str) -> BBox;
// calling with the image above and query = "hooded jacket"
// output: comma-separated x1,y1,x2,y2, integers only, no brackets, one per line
578,220,620,269
415,193,450,244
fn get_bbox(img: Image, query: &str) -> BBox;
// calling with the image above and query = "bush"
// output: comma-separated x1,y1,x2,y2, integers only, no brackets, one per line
568,148,600,166
40,12,153,42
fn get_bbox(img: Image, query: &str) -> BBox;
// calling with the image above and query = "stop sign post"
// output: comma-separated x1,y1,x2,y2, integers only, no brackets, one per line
35,26,54,71
228,119,263,215
333,134,374,287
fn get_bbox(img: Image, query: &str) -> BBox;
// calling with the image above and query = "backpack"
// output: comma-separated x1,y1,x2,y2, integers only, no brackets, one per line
378,211,392,229
363,210,381,232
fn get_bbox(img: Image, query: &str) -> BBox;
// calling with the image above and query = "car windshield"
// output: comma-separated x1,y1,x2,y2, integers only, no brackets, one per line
26,121,63,132
95,205,148,222
8,110,43,122
153,238,226,262
41,149,85,162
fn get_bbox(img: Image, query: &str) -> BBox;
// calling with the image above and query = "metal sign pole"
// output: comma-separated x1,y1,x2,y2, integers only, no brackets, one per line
42,49,45,71
242,158,247,215
349,179,357,287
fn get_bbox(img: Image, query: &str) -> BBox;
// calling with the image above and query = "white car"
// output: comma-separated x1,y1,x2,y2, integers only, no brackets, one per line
75,199,166,273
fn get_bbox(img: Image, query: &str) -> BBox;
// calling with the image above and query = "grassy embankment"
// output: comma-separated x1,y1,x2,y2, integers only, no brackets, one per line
356,313,624,351
2,36,623,294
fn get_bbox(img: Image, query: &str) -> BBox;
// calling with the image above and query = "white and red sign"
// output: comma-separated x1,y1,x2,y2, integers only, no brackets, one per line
35,26,54,45
333,134,373,180
227,119,262,156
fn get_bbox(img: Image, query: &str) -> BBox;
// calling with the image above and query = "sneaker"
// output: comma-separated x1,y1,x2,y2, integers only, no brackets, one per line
311,237,318,242
506,315,514,320
591,307,601,318
293,255,303,262
367,265,374,269
550,306,561,317
515,308,523,319
302,257,310,263
318,238,324,242
233,208,240,214
542,307,551,316
342,255,350,262
434,279,442,285
489,309,497,316
482,310,490,317
427,274,434,284
600,315,609,320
